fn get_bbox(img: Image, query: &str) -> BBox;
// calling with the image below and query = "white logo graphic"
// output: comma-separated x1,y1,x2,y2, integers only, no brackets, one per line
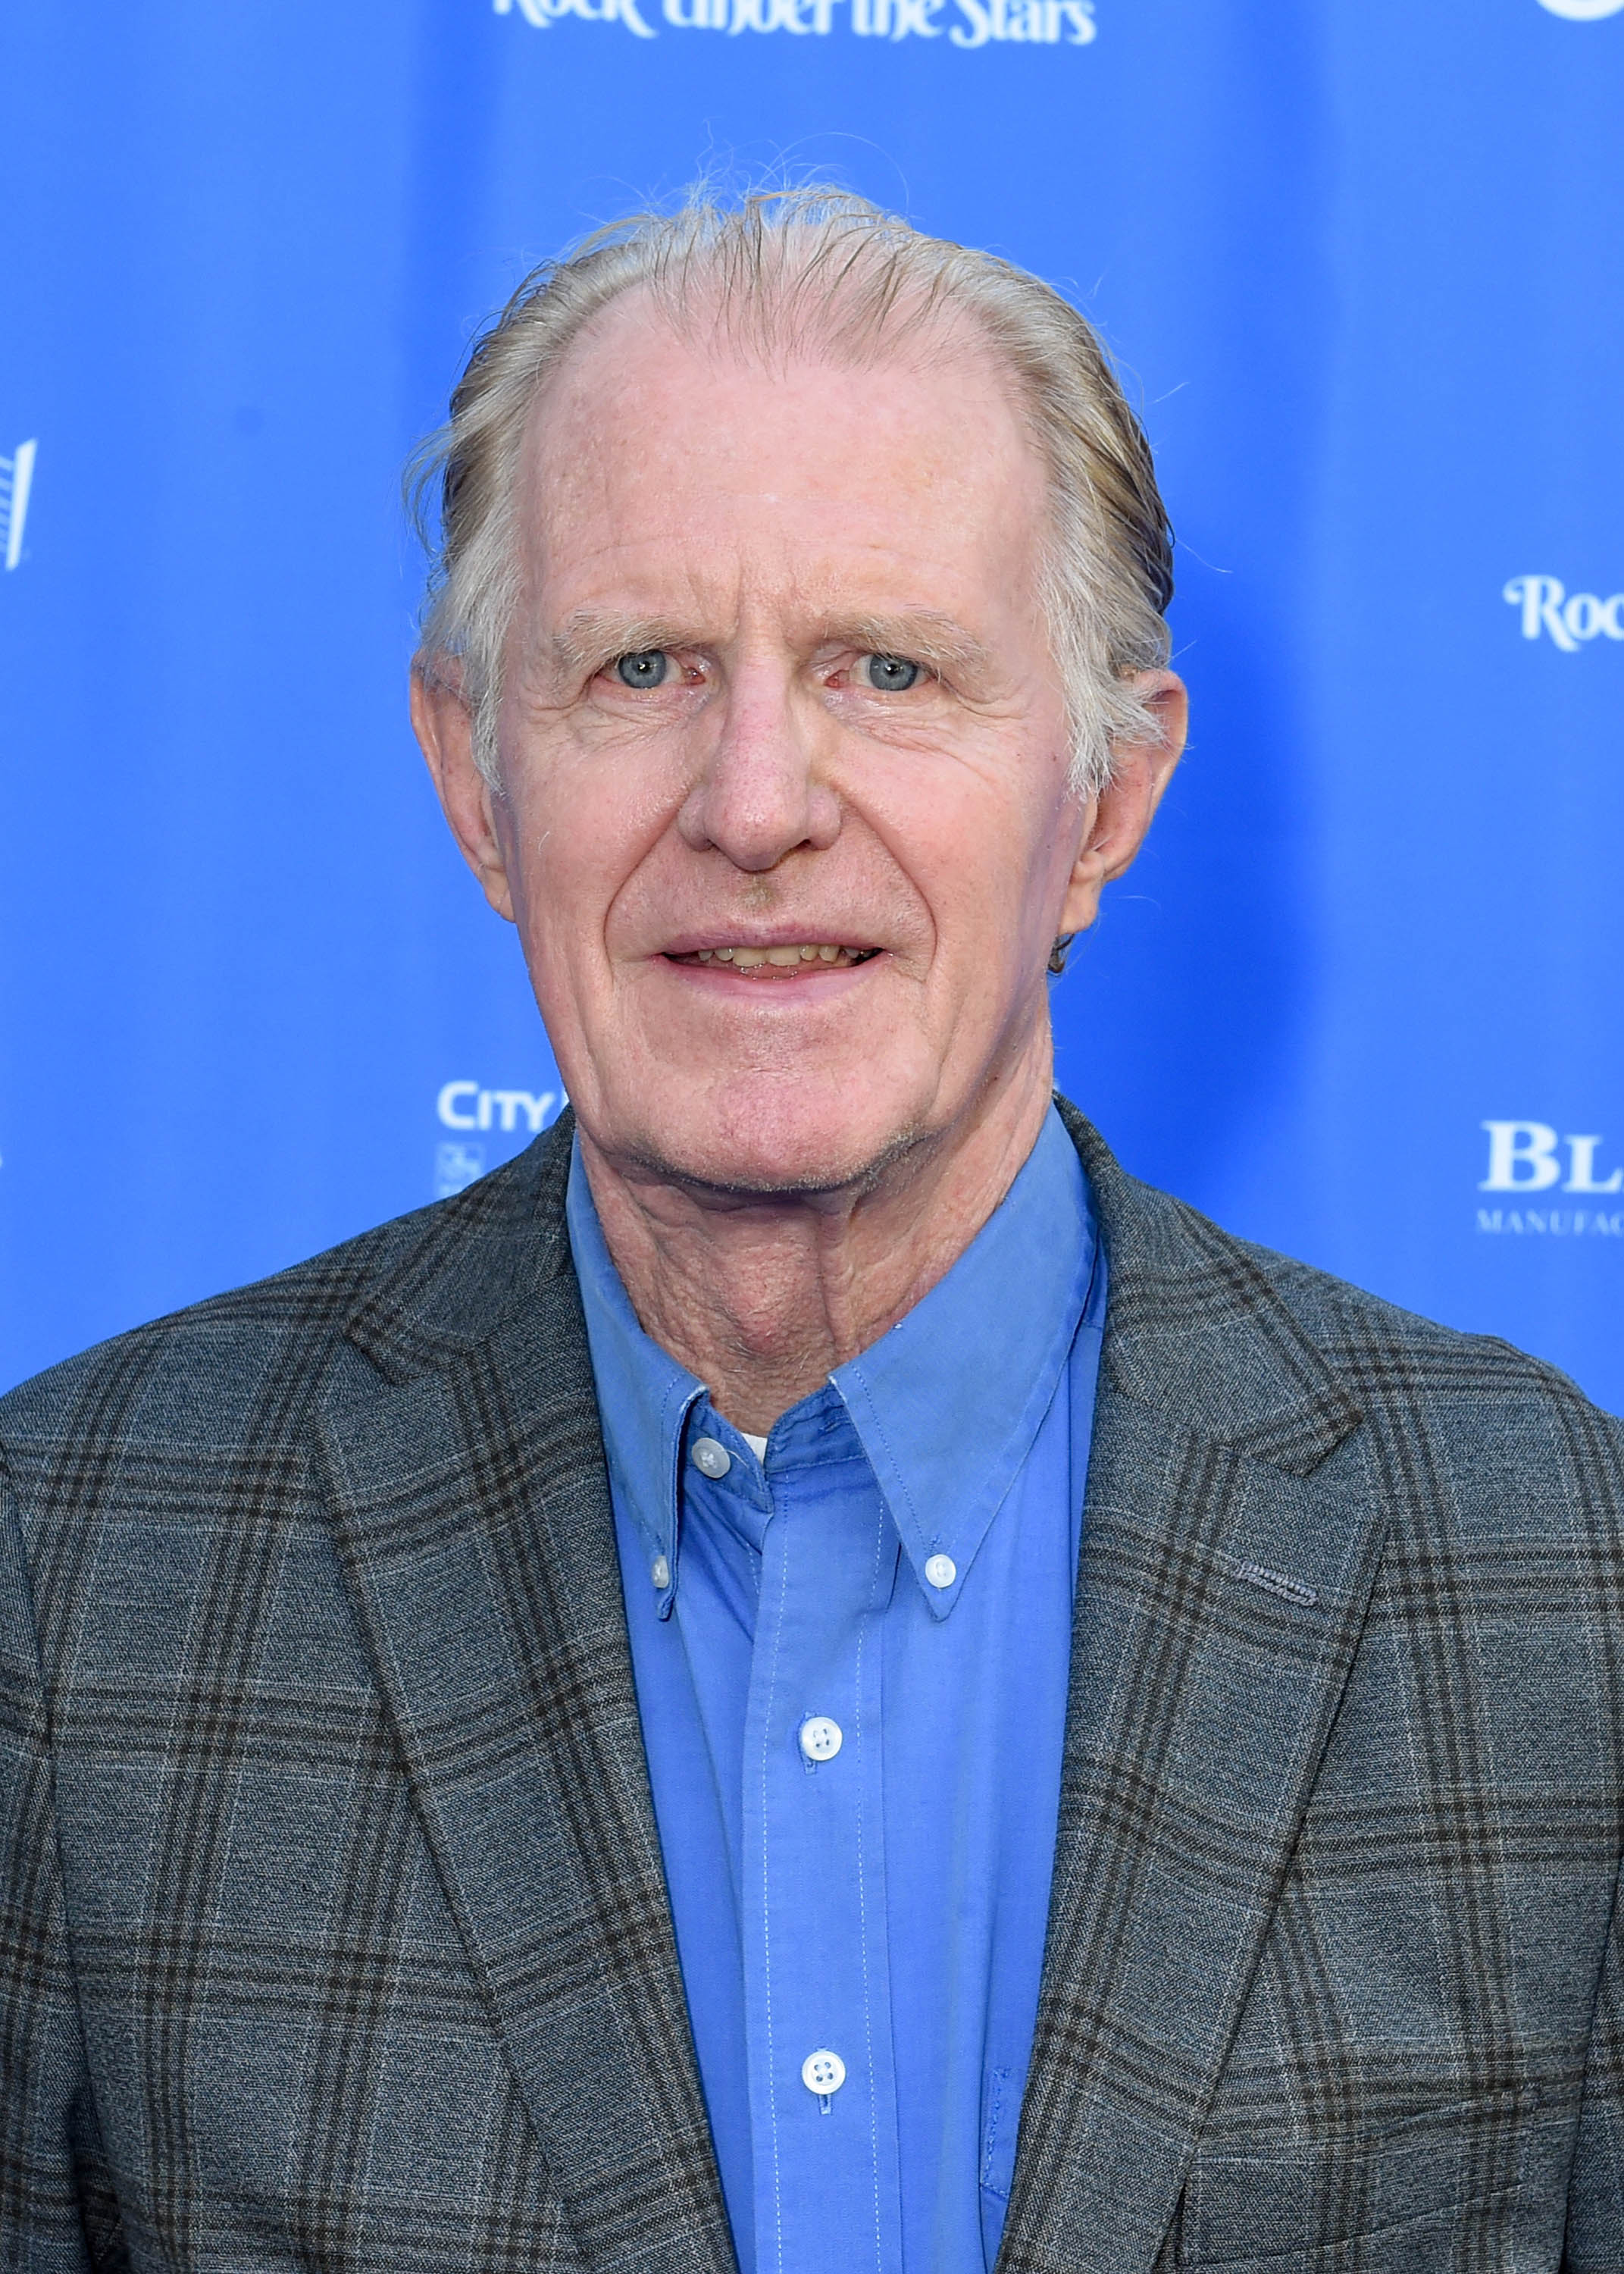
1478,1203,1623,1236
435,1142,487,1198
433,1082,565,1198
1,440,36,572
1477,1121,1624,1237
1536,0,1624,20
1481,1122,1622,1193
1503,575,1624,650
437,1080,561,1134
494,0,1095,44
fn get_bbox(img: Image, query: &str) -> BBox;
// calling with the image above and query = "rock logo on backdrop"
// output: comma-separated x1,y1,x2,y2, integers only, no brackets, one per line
1478,1121,1624,1239
1504,575,1624,650
1,439,36,572
494,0,1096,45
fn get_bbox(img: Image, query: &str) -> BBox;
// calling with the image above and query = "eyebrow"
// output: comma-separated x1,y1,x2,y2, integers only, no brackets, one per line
548,612,700,681
834,612,998,681
546,606,999,685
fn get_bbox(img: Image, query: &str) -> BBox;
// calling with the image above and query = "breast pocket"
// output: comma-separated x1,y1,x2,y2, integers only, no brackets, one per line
1177,2091,1557,2269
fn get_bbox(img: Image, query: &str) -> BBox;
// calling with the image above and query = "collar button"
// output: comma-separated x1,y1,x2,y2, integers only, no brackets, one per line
690,1436,731,1479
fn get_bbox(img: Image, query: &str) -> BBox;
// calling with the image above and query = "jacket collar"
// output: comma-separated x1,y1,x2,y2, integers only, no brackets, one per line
340,1114,576,1385
321,1101,1374,2274
1056,1101,1362,1476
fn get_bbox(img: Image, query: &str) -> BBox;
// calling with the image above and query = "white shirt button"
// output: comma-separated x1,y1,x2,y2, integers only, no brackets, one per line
924,1553,957,1590
650,1555,671,1590
799,1715,843,1763
690,1436,731,1479
801,2049,846,2097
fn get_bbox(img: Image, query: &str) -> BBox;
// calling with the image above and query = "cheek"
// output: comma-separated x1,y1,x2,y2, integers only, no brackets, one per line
865,763,1075,965
498,741,676,961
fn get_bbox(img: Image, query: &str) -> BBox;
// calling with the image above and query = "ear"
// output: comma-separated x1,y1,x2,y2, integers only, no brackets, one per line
410,660,516,923
1059,671,1187,936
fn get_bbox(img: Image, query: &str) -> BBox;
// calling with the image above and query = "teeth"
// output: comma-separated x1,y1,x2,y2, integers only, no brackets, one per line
684,942,872,972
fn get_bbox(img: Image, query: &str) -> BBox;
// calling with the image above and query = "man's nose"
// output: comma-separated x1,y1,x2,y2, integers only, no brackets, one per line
675,669,842,872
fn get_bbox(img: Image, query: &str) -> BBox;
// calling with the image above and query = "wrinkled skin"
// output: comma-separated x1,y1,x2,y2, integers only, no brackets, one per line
414,293,1185,1428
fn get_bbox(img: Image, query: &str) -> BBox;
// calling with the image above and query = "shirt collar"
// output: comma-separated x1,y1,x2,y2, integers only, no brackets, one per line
566,1105,1100,1623
829,1104,1098,1618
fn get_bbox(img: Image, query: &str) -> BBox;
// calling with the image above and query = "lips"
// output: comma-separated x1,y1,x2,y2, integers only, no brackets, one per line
665,942,879,976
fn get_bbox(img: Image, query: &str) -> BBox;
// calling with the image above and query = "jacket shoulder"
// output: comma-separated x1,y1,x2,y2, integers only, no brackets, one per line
1230,1225,1619,1428
1227,1223,1550,1358
1056,1099,1624,1486
1147,1198,1624,1499
0,1126,571,1474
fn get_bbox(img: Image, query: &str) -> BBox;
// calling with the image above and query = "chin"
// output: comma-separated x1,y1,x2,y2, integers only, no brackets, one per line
627,1080,926,1201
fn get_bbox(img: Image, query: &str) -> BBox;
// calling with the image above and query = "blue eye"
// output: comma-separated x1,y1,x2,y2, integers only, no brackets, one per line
862,653,921,692
616,650,669,688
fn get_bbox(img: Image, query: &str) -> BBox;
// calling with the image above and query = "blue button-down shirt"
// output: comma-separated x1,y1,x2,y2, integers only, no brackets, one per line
567,1107,1106,2274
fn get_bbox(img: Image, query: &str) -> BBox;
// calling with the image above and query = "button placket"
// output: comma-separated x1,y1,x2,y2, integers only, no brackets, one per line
741,1419,903,2272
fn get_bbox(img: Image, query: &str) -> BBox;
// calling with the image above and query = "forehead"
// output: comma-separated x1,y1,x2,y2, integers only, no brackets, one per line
515,290,1050,622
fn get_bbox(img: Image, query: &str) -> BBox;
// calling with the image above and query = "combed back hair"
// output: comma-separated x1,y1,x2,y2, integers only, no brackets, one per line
407,186,1174,796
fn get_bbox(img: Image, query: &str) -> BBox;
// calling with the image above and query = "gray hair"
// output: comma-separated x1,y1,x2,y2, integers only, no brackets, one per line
408,186,1174,797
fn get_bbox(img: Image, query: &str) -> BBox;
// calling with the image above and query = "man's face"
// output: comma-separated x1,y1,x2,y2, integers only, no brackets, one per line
422,296,1173,1198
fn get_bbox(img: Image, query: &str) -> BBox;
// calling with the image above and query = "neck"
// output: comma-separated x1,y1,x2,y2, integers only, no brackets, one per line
578,1057,1055,1437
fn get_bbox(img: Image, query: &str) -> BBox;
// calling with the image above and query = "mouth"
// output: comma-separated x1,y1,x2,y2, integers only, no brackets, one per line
664,942,881,979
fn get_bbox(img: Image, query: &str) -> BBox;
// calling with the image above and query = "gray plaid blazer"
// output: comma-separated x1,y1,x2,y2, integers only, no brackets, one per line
3,1105,1622,2273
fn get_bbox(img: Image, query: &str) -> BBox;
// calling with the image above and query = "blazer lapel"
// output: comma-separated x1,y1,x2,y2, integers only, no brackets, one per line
317,1126,734,2274
998,1111,1385,2274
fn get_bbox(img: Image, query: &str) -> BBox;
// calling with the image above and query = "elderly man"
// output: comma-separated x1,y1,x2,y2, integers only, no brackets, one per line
2,192,1622,2274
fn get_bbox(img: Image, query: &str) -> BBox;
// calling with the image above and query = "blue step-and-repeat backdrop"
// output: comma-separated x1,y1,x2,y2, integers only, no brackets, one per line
2,1,1620,1409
